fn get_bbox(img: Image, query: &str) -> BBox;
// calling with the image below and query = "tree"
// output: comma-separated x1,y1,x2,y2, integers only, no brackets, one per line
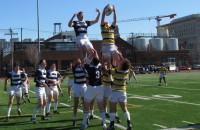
25,44,39,70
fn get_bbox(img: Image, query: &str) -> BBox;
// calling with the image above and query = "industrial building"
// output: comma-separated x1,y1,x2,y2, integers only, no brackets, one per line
158,13,200,64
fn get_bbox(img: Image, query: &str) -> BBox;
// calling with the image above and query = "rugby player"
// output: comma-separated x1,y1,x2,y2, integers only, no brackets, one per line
101,4,120,70
80,50,107,130
31,59,49,124
158,63,167,86
4,63,27,121
45,63,61,117
21,67,30,103
72,58,87,127
68,9,101,64
108,58,133,130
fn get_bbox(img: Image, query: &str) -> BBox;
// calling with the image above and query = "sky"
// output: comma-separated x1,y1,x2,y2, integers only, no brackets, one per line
0,0,200,41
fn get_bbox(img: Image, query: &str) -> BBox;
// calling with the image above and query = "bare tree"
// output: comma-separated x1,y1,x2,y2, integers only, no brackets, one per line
25,44,39,69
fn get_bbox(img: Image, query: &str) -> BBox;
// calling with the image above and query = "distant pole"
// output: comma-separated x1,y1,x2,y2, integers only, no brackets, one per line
130,32,134,46
21,28,23,42
37,0,40,61
4,28,18,71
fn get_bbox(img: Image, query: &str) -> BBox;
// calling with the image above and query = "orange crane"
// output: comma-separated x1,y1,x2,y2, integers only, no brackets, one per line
117,14,177,26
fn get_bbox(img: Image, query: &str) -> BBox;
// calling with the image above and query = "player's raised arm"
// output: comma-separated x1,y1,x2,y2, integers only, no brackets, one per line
90,8,101,25
68,13,77,27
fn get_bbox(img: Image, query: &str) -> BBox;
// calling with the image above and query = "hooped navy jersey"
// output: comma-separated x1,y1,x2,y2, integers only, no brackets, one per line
34,68,47,87
47,70,60,86
73,65,87,84
7,70,25,86
84,63,102,86
72,21,91,37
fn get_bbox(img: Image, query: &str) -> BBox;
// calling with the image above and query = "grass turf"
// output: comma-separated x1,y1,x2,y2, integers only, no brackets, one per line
0,71,200,130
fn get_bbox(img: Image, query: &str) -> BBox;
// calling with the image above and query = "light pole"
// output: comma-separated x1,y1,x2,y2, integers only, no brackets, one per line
4,28,18,71
37,0,40,62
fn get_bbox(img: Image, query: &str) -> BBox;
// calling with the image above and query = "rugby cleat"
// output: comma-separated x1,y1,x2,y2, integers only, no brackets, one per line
89,114,94,119
45,112,51,117
115,116,121,123
127,124,132,130
80,124,87,130
53,110,60,114
102,124,107,130
31,118,38,124
41,115,49,120
73,120,77,127
108,125,115,130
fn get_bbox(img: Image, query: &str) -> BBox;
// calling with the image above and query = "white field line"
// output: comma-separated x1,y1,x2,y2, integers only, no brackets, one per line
29,90,127,130
153,124,167,129
136,83,200,91
164,87,200,91
182,121,195,124
131,94,200,107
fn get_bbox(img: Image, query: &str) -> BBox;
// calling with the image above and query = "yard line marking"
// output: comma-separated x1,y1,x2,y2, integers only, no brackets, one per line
131,94,200,107
128,95,151,100
151,96,200,106
127,103,142,108
182,121,195,124
153,124,167,129
30,90,127,130
134,83,200,91
165,87,200,91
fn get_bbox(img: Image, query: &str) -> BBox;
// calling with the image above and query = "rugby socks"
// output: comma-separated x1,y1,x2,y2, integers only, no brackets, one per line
7,106,12,117
54,101,58,111
73,114,77,120
116,112,119,118
110,112,116,122
41,106,46,116
82,111,89,125
100,110,106,125
123,111,131,121
32,107,40,118
17,102,20,110
90,110,94,116
46,102,51,113
105,107,108,113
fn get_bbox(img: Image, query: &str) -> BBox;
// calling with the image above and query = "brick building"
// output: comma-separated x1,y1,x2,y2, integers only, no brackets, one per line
1,35,190,75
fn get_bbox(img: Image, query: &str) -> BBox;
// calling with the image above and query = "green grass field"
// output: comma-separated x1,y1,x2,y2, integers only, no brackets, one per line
0,71,200,130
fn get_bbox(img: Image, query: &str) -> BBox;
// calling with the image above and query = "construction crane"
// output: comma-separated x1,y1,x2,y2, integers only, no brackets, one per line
117,14,177,26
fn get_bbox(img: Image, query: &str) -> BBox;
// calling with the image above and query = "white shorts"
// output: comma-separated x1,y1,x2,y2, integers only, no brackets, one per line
73,83,87,97
102,44,119,60
9,86,22,97
160,73,165,78
68,79,74,88
47,86,59,95
76,36,93,50
130,72,136,77
103,85,112,98
34,86,47,99
84,85,104,102
21,84,29,94
109,92,127,103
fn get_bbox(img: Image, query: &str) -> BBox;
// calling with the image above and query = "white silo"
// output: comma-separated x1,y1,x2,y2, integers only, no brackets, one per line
134,38,150,51
165,38,179,51
150,38,164,51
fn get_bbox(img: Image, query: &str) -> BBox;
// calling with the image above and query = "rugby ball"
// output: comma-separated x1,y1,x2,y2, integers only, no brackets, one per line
105,5,113,16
